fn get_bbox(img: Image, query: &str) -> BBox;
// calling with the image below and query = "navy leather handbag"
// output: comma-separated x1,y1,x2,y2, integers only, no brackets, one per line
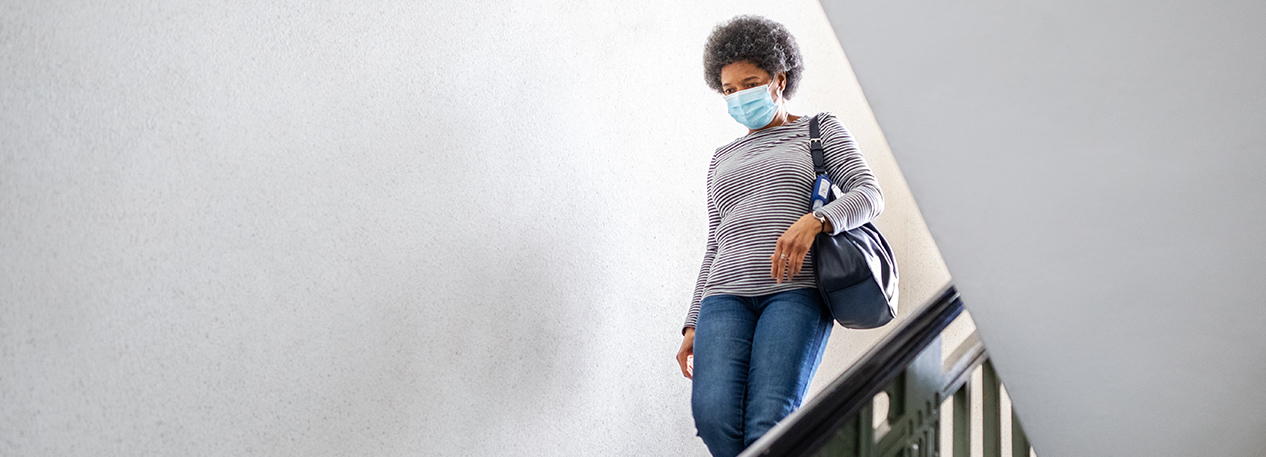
808,115,899,329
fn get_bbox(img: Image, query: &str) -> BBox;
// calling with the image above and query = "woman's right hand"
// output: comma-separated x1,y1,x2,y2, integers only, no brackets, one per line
677,328,695,379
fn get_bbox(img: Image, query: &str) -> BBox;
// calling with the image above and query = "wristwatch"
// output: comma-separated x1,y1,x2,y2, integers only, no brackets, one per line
812,211,828,233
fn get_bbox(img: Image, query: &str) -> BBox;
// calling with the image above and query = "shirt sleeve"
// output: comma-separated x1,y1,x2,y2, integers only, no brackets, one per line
814,112,885,235
683,156,721,334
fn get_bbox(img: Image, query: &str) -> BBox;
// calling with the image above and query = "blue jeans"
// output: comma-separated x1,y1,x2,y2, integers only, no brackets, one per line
691,287,834,457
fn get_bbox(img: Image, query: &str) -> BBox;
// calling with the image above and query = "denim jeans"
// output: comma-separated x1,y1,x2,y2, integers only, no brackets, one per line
691,287,834,457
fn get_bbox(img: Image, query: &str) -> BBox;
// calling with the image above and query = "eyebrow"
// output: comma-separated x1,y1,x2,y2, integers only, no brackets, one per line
723,76,764,87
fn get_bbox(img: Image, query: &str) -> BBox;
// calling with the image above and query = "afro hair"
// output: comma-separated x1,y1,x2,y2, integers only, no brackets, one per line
703,15,804,99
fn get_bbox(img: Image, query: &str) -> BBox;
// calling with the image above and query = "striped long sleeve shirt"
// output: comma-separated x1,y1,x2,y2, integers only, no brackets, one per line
683,112,884,333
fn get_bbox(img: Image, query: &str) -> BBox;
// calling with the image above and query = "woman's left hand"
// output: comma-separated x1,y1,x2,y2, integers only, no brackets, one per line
771,213,828,283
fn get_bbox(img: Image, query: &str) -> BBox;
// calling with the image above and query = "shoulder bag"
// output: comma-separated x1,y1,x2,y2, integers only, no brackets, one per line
808,115,900,329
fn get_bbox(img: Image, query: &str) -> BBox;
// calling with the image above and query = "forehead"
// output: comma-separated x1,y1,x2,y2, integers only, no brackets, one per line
720,61,771,85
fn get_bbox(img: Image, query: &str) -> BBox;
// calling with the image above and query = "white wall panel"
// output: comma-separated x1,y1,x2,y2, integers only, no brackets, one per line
0,1,948,455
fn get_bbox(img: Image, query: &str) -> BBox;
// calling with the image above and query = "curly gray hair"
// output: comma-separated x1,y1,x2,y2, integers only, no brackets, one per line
703,15,804,99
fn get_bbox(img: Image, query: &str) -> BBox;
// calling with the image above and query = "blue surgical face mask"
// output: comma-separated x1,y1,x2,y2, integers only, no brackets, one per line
725,83,779,130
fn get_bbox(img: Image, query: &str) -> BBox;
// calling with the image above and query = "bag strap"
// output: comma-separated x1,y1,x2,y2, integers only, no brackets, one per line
808,115,826,177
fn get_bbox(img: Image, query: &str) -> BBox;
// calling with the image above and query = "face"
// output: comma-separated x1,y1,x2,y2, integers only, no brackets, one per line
719,60,785,101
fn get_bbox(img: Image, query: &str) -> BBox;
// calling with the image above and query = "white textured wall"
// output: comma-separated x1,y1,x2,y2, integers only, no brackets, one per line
819,1,1266,456
0,1,947,455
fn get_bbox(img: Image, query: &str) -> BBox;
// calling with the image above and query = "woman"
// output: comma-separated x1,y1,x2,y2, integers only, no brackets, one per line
675,15,885,457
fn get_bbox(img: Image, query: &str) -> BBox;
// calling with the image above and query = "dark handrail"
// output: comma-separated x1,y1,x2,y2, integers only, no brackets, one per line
739,285,964,457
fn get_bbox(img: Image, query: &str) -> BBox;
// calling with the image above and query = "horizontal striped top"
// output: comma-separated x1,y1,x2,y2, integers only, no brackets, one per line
683,112,884,333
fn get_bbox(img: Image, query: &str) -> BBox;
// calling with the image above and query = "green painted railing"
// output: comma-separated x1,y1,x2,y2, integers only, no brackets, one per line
738,286,1037,457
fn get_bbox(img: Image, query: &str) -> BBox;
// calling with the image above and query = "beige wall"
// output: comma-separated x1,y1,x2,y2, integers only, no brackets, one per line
0,1,948,455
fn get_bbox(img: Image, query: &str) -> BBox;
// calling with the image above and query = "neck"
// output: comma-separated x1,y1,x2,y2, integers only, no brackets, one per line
749,105,792,134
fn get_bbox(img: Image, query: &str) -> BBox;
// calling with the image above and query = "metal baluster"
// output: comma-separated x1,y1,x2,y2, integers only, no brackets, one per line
1012,407,1031,457
983,360,1002,457
952,384,969,457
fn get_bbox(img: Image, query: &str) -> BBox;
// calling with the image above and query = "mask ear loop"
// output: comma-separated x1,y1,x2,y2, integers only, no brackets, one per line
771,73,786,104
771,76,786,108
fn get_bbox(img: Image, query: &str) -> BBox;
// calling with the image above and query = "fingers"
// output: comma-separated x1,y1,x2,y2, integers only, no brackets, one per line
770,248,781,283
771,238,789,283
772,228,813,282
677,350,693,379
789,244,810,277
677,333,694,379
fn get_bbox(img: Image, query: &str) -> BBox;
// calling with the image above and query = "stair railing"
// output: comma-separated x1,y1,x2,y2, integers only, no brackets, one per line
738,285,1036,457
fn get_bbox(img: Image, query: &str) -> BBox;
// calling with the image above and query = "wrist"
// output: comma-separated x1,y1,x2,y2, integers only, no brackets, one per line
812,211,829,233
